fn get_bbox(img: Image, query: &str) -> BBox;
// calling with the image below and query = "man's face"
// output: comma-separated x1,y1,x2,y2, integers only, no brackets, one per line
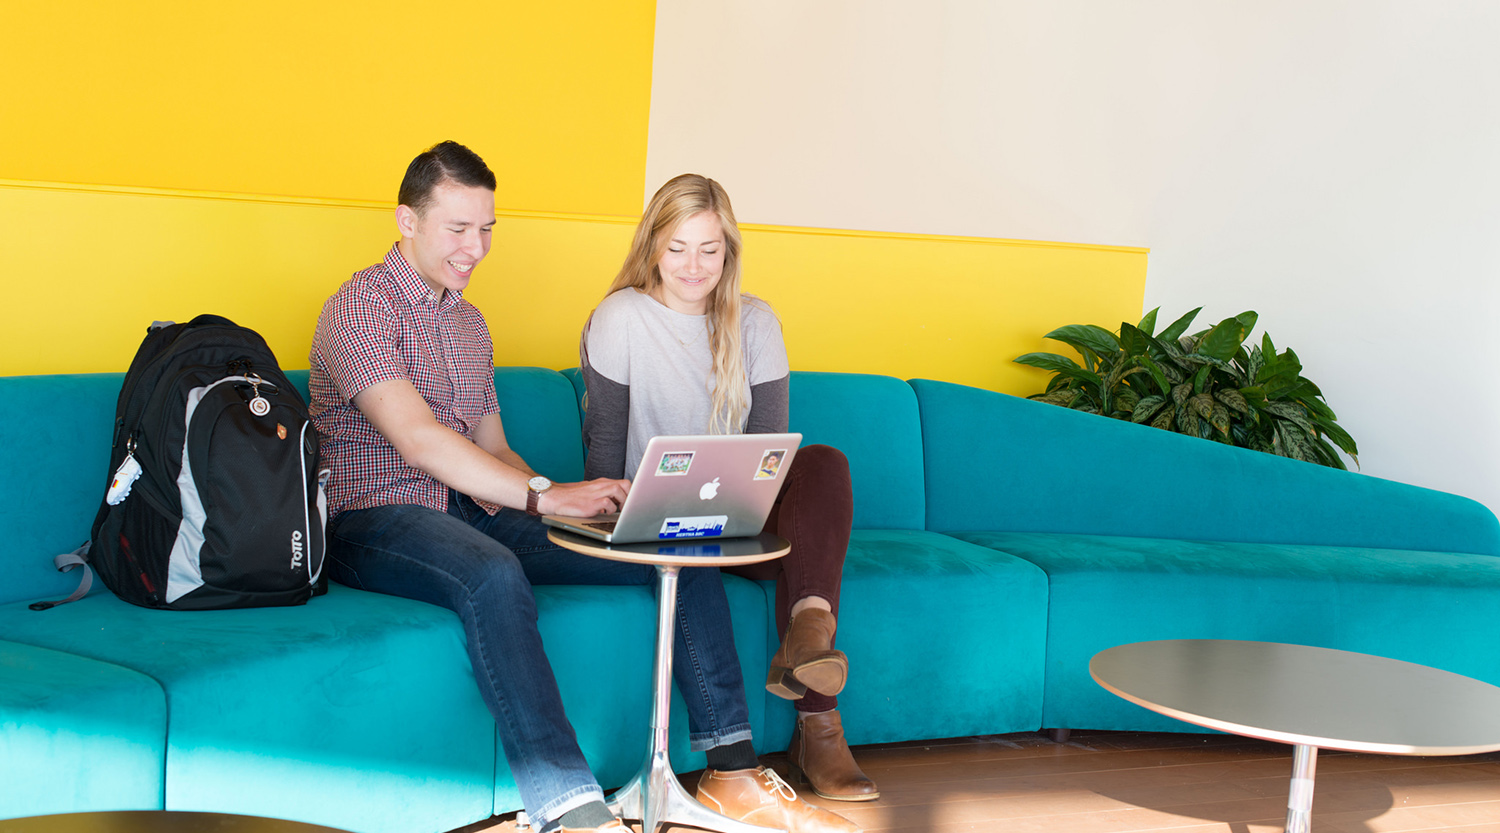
397,181,496,297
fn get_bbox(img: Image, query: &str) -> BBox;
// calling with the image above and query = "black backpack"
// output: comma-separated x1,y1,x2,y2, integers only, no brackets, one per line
47,315,330,611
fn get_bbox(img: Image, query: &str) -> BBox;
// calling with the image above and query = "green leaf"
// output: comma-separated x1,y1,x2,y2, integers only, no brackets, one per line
1171,382,1193,405
1104,361,1147,391
1188,392,1216,421
1317,419,1360,457
1150,408,1175,431
1015,352,1084,374
1192,364,1213,394
1015,353,1104,390
1119,323,1152,357
1159,307,1202,342
1263,401,1316,433
1138,307,1160,335
1275,422,1316,463
1138,354,1172,396
1246,345,1265,384
1215,388,1250,414
1044,324,1121,362
1310,436,1350,471
1028,390,1079,407
1131,395,1166,423
1209,403,1232,437
1196,316,1252,362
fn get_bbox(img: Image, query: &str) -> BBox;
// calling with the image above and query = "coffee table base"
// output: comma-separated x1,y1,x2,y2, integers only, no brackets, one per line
1285,743,1317,833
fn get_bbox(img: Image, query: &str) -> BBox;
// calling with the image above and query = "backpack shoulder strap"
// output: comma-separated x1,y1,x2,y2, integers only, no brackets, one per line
29,543,94,611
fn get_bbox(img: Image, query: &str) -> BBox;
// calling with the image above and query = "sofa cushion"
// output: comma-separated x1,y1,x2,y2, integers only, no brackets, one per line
760,529,1049,747
0,586,496,833
790,373,925,530
913,378,1500,555
0,641,166,818
950,530,1500,733
0,373,120,606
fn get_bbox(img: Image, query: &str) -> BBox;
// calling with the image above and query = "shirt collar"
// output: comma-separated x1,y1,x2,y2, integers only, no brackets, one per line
383,243,465,311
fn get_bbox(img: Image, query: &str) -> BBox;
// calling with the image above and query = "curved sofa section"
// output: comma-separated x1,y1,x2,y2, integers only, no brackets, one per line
2,368,1493,832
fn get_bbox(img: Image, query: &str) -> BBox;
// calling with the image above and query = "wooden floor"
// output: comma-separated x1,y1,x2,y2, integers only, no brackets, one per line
470,730,1500,833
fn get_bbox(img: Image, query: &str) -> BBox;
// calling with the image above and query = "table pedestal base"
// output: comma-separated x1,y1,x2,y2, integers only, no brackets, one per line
1284,743,1318,833
606,564,786,833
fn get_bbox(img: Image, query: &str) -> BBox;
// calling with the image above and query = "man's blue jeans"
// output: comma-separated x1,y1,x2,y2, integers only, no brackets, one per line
326,493,753,828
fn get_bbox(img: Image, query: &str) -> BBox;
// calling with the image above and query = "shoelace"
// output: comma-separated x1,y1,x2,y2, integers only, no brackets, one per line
759,766,799,802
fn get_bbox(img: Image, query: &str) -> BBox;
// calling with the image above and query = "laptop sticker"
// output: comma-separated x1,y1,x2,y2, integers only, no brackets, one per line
660,515,728,539
659,544,723,557
656,451,694,476
755,449,788,480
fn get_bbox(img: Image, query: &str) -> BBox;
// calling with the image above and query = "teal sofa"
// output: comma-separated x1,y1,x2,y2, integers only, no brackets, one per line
2,367,1494,833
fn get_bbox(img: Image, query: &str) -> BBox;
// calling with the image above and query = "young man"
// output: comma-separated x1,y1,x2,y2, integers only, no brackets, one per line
308,141,857,833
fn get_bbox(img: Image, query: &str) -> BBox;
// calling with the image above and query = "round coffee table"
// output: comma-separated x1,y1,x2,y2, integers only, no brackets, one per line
1090,639,1500,833
547,529,791,833
0,811,349,833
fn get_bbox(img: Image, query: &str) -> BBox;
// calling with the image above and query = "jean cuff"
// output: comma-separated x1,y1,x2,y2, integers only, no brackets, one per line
534,784,606,829
688,723,754,753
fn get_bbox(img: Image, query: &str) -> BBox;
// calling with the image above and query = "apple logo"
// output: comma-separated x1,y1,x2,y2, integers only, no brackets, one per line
699,477,721,500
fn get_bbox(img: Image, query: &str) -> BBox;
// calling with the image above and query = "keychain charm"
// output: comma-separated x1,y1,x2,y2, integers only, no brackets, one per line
246,373,271,417
107,441,143,505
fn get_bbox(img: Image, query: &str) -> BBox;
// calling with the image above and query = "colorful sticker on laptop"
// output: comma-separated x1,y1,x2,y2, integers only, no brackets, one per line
754,449,788,480
659,515,728,539
656,451,694,476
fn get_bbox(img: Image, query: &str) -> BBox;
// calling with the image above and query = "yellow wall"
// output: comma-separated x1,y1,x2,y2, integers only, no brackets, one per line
2,1,655,215
0,1,1146,395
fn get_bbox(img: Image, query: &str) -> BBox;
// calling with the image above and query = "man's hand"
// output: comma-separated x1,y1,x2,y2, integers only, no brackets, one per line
539,478,631,517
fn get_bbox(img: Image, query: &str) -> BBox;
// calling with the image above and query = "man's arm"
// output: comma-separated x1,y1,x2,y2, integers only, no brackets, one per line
354,378,627,516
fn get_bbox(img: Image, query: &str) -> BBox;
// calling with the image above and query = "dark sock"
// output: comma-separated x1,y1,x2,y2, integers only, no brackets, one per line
544,800,613,832
705,739,759,772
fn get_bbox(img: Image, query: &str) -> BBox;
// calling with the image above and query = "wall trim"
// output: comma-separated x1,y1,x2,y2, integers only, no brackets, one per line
0,178,1147,254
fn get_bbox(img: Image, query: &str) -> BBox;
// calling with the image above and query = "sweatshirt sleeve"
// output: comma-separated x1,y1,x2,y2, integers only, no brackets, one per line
746,377,790,434
581,364,631,481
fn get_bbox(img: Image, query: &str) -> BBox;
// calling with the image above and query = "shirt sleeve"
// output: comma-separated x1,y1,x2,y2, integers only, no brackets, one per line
582,364,632,480
314,283,407,403
581,292,632,386
743,298,790,386
746,377,790,434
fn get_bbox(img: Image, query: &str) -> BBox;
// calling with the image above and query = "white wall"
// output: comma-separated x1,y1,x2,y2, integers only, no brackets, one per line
647,0,1500,511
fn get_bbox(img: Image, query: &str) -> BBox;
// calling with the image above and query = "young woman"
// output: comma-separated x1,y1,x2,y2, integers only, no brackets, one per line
580,174,878,802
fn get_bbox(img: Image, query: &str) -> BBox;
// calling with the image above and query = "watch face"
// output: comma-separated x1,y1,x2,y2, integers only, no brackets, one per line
528,476,551,491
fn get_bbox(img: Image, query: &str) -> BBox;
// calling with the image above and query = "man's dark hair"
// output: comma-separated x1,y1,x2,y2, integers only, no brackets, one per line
398,141,497,216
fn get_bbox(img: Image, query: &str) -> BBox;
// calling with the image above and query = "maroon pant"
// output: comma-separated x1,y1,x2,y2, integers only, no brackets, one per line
724,444,853,713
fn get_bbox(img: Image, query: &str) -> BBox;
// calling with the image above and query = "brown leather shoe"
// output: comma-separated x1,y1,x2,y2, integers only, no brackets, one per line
696,766,861,833
788,711,879,801
767,608,848,699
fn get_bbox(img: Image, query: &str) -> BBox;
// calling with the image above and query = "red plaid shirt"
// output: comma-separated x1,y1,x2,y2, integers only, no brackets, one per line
309,243,502,517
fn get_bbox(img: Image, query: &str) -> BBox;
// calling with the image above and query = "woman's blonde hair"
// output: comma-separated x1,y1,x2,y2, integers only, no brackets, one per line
602,174,748,433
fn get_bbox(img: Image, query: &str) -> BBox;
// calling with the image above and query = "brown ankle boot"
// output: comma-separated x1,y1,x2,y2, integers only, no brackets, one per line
788,711,879,801
767,608,848,699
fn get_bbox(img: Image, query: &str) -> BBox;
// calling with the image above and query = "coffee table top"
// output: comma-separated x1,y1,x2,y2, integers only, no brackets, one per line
547,528,789,567
1090,639,1500,755
0,811,350,833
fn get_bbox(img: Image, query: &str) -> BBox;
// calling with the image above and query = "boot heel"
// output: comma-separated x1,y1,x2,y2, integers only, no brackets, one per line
766,665,808,699
786,760,808,785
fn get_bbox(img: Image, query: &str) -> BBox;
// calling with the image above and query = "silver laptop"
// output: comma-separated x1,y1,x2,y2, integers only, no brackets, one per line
543,433,802,544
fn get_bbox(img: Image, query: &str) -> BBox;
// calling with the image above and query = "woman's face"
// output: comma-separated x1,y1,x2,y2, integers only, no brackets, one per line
651,211,725,316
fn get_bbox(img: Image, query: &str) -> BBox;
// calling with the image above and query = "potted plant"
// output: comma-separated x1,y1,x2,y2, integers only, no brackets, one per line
1014,308,1359,470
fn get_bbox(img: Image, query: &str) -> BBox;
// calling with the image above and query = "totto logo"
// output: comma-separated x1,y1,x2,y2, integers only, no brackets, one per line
699,477,720,500
290,530,305,570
